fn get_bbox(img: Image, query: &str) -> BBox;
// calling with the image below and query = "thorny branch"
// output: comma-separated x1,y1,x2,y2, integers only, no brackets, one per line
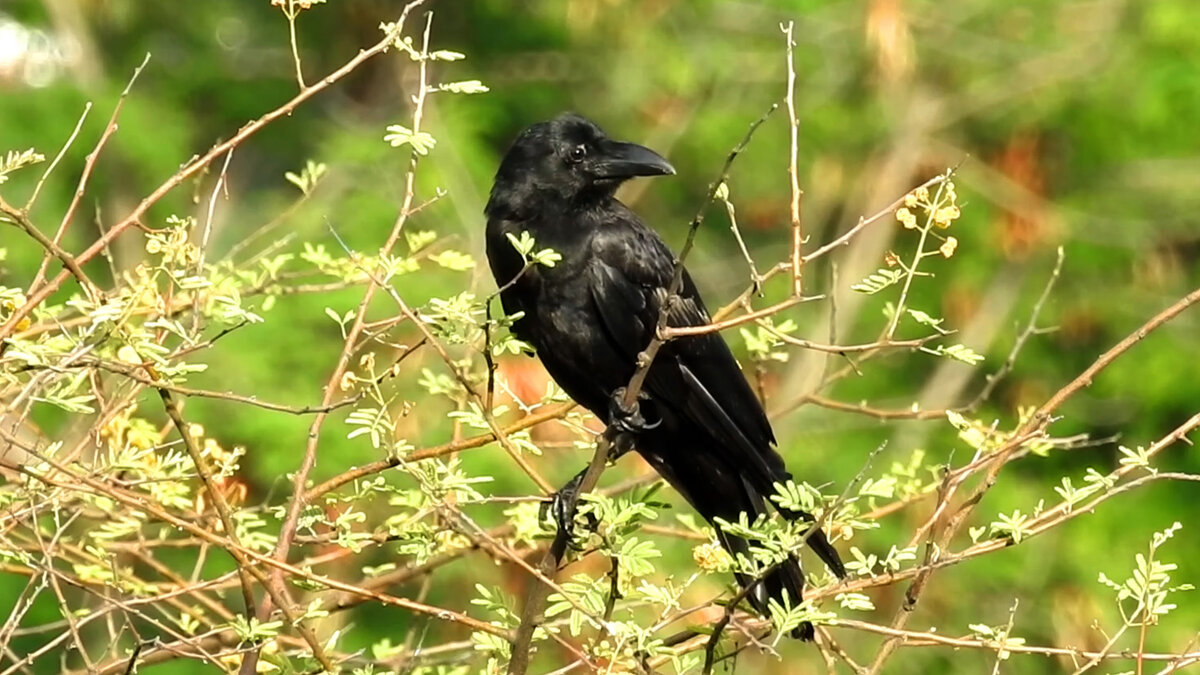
3,5,1199,675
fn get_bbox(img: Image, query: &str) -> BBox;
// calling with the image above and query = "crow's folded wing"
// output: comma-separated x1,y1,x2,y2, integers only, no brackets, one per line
586,224,786,489
586,217,845,580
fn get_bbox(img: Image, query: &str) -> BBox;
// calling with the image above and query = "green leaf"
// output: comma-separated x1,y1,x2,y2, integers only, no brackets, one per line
438,79,489,94
384,124,437,155
930,343,984,365
0,148,46,185
430,250,476,271
850,268,903,294
907,308,950,334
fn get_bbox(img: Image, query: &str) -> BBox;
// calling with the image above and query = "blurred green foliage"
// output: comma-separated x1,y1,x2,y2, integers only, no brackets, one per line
2,0,1198,673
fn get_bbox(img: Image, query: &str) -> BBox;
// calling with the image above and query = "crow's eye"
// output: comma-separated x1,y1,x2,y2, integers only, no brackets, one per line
567,144,587,163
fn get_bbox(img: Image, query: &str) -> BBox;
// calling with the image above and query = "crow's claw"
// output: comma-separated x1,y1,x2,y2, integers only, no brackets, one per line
540,469,598,550
608,387,661,435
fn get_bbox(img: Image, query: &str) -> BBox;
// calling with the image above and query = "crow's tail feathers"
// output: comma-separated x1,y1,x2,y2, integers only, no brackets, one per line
718,531,815,640
796,516,846,580
711,478,845,641
637,444,844,640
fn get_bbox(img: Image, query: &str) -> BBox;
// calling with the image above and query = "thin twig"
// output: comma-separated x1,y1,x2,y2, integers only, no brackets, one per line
781,21,804,296
156,387,334,672
966,246,1064,411
30,54,151,294
0,4,429,341
261,2,432,641
25,103,93,210
283,0,307,89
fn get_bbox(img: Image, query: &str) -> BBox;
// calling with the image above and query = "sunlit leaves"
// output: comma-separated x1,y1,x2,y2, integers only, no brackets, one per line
545,575,607,636
837,592,876,611
430,250,475,271
384,124,437,155
405,230,437,253
907,308,950,334
766,595,834,641
850,267,904,294
844,546,878,576
1118,444,1153,472
967,622,1026,661
284,159,327,195
1098,523,1193,626
989,509,1031,544
928,343,984,365
506,231,561,267
434,80,490,95
229,615,283,643
429,49,466,61
0,147,45,185
345,407,392,448
741,318,797,363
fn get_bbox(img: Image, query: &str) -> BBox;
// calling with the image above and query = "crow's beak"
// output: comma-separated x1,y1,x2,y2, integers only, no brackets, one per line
593,141,676,179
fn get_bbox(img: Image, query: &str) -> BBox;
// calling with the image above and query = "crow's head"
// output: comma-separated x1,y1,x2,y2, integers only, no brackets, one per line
486,113,674,219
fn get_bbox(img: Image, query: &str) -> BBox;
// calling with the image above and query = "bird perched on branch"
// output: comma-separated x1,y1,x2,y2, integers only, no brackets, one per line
484,113,844,638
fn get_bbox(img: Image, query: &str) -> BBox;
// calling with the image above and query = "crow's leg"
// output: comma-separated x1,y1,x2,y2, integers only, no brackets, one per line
540,467,596,550
540,394,651,548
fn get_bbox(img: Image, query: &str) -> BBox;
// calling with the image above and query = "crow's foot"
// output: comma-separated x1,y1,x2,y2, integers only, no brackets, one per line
539,469,598,550
607,387,660,436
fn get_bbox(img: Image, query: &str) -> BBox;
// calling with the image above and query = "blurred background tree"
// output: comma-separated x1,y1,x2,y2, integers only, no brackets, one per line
1,1,1198,673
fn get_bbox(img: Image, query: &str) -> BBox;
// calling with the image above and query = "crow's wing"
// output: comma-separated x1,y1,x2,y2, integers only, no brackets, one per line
586,219,786,489
587,217,845,579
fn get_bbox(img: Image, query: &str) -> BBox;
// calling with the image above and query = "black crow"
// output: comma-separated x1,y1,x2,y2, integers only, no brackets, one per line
484,113,844,638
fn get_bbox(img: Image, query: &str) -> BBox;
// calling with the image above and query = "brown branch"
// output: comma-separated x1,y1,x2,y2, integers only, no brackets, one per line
0,3,429,341
156,387,335,671
260,2,432,647
705,171,949,327
0,196,98,299
965,246,1065,411
782,21,804,296
662,295,804,338
29,54,150,294
303,402,576,503
837,619,1200,662
13,455,510,640
800,173,949,266
953,282,1200,484
26,356,362,416
802,393,948,420
25,102,92,210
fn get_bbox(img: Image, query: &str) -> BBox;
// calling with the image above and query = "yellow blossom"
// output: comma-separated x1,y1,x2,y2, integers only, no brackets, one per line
339,371,357,392
895,207,918,229
1,290,33,331
434,529,470,553
933,205,960,227
940,236,958,258
359,352,376,371
692,542,732,572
